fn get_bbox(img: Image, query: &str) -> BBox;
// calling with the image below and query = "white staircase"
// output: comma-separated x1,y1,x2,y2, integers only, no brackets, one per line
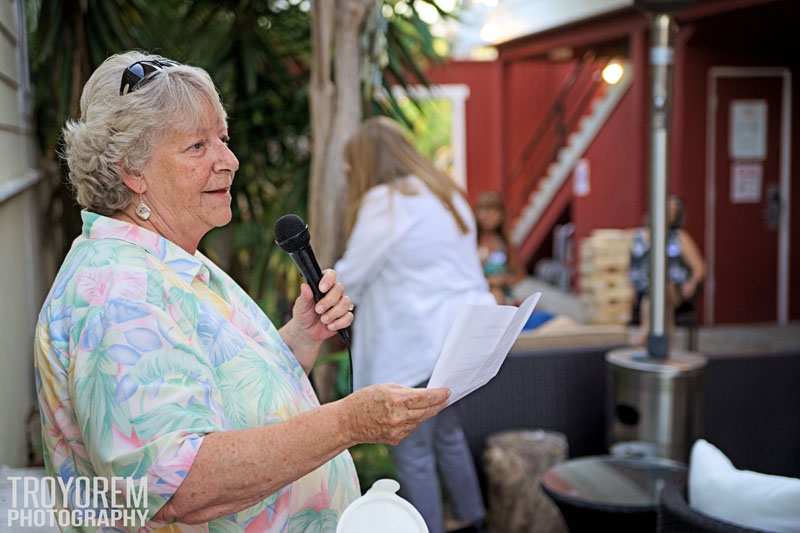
510,62,633,246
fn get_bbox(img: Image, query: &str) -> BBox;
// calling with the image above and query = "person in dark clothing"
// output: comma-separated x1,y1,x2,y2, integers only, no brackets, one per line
630,195,705,344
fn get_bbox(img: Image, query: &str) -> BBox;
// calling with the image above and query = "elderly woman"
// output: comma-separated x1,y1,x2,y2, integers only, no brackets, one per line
34,51,448,531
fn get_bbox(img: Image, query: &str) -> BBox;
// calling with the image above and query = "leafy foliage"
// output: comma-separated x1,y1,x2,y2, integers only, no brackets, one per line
399,97,453,169
27,0,452,324
366,0,453,128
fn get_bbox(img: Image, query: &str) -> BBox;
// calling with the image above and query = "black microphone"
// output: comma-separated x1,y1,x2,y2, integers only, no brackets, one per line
274,214,351,346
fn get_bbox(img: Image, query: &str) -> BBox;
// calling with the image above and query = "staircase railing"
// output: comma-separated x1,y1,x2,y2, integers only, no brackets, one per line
507,54,607,220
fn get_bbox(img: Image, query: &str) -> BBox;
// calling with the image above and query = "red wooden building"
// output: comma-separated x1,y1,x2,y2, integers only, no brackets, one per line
426,0,798,326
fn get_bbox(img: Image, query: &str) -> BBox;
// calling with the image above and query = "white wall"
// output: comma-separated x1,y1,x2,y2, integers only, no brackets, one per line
0,0,47,467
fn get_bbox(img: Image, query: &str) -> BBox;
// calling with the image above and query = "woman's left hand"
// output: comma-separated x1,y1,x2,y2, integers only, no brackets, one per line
291,269,354,345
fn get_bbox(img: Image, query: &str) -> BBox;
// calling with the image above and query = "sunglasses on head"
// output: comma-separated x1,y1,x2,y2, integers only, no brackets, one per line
119,59,179,96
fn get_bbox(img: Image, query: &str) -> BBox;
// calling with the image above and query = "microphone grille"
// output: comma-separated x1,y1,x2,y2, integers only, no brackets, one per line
274,214,309,252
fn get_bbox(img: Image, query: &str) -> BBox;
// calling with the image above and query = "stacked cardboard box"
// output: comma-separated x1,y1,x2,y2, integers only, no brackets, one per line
579,229,634,325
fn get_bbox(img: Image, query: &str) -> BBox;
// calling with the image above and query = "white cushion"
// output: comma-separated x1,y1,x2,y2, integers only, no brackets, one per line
689,439,800,532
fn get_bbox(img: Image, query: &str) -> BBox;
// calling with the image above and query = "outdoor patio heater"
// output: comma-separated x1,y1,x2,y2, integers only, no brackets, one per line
607,1,707,463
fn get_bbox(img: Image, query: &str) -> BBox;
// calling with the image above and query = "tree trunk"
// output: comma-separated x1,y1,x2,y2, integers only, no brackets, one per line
309,0,376,402
309,0,335,258
310,0,374,266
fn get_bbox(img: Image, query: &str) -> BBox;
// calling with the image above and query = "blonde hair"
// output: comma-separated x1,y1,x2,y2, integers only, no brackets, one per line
62,51,227,215
344,116,467,236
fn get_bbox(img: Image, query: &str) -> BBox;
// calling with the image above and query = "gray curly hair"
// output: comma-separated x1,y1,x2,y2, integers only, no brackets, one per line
62,51,227,215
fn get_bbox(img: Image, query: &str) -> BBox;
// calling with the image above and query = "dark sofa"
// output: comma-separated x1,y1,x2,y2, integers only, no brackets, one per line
455,345,800,487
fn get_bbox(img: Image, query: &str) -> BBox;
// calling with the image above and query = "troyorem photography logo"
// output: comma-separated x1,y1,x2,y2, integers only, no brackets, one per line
6,476,148,529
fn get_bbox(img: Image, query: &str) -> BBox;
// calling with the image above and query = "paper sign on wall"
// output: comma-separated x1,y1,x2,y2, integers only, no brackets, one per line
730,162,762,203
573,158,590,197
729,100,767,160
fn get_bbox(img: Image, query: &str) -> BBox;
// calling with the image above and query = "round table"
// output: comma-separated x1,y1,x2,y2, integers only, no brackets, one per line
540,455,687,532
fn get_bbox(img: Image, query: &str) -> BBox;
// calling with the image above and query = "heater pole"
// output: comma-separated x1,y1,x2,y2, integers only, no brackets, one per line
647,13,675,359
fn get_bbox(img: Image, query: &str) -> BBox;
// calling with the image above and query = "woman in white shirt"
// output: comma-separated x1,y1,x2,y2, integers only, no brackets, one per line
336,117,490,533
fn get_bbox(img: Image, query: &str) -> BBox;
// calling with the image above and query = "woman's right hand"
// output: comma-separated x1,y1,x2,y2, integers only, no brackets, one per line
338,384,450,445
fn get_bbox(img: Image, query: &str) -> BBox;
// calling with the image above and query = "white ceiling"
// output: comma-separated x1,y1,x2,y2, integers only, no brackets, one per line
442,0,635,58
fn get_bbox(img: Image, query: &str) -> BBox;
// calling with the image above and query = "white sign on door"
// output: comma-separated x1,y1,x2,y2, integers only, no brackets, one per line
730,162,763,203
729,100,767,160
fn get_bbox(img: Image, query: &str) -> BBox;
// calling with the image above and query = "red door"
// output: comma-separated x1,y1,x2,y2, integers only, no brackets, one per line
711,76,784,324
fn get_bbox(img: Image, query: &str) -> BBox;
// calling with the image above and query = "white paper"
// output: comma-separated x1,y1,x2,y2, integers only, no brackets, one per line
428,292,541,405
730,162,762,203
729,100,767,160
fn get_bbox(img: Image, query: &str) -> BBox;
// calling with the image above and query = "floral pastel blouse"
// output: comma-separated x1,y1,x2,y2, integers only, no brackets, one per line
34,211,359,532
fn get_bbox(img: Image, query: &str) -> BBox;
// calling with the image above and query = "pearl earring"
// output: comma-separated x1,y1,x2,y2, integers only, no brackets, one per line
135,195,151,221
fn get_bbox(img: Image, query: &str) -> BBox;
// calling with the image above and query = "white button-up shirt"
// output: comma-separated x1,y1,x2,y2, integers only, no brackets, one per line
335,176,493,390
